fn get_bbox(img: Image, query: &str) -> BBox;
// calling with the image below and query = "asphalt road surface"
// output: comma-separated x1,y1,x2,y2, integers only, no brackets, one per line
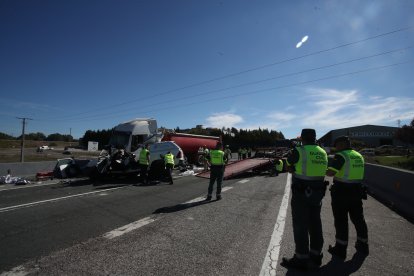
0,171,413,275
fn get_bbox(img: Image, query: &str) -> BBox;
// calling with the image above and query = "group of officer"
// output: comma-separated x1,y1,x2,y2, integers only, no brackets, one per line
237,147,252,160
137,144,175,185
138,129,369,271
281,128,369,270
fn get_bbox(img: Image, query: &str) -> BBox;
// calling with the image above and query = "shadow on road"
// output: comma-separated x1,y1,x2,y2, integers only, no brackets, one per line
153,199,215,214
284,252,367,276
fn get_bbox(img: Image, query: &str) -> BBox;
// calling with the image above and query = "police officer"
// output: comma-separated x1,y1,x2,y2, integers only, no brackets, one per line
281,129,328,270
326,136,369,259
206,142,225,201
203,145,210,171
238,147,242,160
164,151,175,185
139,144,150,185
224,145,232,164
274,158,283,176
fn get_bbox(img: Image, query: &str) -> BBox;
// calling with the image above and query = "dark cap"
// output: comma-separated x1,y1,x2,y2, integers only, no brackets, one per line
334,136,350,146
301,128,316,141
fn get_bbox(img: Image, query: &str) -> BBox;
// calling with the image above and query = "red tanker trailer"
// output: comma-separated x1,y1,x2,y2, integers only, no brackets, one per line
161,132,221,164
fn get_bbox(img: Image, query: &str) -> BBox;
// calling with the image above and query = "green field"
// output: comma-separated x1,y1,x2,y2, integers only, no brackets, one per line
0,139,75,149
0,139,99,163
366,156,414,171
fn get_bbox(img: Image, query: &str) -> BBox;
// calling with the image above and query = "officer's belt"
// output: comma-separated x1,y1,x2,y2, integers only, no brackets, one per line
293,175,324,181
333,178,362,184
292,181,327,191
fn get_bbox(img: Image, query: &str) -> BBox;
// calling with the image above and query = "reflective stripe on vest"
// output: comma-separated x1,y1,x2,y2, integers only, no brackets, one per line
294,145,327,180
210,150,224,165
139,149,149,165
164,153,174,165
334,149,364,183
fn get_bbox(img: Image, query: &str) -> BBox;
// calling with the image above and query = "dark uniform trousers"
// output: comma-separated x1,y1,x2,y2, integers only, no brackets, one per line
208,165,225,195
331,182,368,244
139,164,149,184
165,163,174,183
291,178,326,256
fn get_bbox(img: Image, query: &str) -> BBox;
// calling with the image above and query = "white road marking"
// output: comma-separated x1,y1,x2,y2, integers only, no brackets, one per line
221,186,233,192
103,185,236,239
185,186,233,203
0,186,126,213
103,216,157,239
0,181,61,192
0,265,32,276
259,173,292,276
238,179,250,184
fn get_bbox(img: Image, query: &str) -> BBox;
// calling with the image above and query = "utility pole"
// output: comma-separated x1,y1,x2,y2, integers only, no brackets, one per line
397,119,401,128
17,117,33,163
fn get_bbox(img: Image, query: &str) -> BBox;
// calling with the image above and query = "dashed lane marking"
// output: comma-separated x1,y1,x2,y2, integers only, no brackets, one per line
103,216,157,239
238,179,250,184
105,186,235,239
259,173,292,276
0,186,127,213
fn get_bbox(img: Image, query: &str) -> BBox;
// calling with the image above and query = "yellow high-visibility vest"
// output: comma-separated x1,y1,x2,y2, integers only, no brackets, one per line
333,149,364,183
291,145,327,180
164,153,175,165
139,148,149,165
210,150,224,165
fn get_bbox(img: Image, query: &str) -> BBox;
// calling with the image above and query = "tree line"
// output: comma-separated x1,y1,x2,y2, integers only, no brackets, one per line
78,126,286,150
395,118,414,145
175,126,285,150
0,132,74,142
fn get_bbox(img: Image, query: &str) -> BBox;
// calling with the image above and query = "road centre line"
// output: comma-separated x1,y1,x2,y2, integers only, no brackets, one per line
259,173,292,276
238,179,250,184
0,186,127,213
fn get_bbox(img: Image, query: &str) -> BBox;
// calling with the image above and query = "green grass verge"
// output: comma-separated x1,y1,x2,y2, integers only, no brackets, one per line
366,156,414,171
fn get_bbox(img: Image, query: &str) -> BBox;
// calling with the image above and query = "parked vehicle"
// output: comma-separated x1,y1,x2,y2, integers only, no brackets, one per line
359,148,375,156
37,145,52,152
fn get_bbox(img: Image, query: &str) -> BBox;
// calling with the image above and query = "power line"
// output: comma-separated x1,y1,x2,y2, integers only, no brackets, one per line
39,45,413,122
36,26,413,121
61,60,413,122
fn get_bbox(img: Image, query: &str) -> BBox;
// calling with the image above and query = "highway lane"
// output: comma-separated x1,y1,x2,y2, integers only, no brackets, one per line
0,172,287,274
1,172,413,275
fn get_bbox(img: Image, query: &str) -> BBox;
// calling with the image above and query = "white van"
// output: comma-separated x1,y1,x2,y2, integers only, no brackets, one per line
136,141,185,166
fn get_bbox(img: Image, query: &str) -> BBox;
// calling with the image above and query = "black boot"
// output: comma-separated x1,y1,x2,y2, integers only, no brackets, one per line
309,253,323,267
281,255,308,270
355,241,369,255
328,244,347,259
206,195,212,201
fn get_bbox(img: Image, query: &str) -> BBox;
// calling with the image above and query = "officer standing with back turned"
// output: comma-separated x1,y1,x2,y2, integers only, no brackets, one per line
164,151,175,185
281,128,328,270
326,136,369,259
206,142,225,201
138,144,150,185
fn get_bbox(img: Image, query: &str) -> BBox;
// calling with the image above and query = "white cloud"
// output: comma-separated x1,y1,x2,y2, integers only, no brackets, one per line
205,113,244,128
299,88,414,132
266,112,297,122
203,89,414,138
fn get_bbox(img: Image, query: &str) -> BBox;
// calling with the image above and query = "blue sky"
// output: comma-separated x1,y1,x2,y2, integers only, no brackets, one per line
1,0,414,139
